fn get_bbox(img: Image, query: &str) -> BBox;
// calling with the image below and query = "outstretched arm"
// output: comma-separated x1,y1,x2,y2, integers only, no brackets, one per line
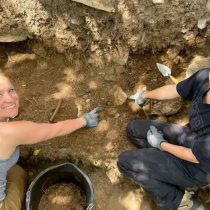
142,84,180,100
0,107,100,147
1,118,85,147
128,84,180,105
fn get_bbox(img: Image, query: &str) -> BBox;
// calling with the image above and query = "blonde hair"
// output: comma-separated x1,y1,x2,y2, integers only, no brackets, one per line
0,70,13,84
0,69,5,76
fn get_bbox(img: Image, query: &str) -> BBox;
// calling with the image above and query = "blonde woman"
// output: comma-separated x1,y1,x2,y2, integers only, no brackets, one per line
0,73,99,210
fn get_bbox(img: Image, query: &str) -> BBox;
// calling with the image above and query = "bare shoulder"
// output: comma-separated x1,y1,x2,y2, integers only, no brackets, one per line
0,122,19,143
0,121,30,146
0,122,23,159
0,121,23,135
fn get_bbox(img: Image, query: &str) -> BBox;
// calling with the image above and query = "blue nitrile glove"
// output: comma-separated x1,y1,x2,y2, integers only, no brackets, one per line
128,90,149,105
80,107,100,127
147,126,167,151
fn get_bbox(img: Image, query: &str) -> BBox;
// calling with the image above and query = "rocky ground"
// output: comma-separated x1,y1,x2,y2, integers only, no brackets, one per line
1,0,210,210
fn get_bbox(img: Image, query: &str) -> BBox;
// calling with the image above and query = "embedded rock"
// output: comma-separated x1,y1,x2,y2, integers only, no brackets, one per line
104,75,117,82
105,66,114,75
152,0,164,4
114,87,127,106
0,34,27,42
206,0,210,12
143,98,183,115
115,66,125,75
197,19,207,29
28,41,47,57
112,47,129,66
72,0,115,12
186,57,210,78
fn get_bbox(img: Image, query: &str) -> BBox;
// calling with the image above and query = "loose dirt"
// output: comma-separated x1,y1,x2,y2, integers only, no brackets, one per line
1,38,208,209
38,183,86,210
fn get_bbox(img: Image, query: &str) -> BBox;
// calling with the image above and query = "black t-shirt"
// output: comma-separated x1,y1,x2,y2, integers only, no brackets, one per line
177,68,210,167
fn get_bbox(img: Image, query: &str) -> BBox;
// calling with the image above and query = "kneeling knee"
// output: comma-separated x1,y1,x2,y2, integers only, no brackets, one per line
117,152,126,169
117,151,133,174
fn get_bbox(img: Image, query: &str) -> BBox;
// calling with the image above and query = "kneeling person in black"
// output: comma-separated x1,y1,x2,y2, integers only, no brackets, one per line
117,68,210,210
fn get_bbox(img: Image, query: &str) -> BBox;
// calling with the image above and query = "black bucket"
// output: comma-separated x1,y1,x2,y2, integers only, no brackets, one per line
26,163,94,210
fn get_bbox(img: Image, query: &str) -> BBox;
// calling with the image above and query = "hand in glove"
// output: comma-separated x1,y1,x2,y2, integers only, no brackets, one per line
128,90,149,105
80,107,100,127
147,126,167,151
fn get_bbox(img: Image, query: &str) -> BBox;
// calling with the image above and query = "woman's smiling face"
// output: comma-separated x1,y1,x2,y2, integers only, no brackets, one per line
0,75,19,122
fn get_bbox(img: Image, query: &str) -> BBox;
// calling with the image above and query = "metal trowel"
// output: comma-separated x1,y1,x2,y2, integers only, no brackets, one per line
157,63,179,84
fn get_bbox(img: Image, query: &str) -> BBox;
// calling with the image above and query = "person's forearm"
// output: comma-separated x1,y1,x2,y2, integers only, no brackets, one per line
55,118,85,137
142,85,179,100
161,142,199,163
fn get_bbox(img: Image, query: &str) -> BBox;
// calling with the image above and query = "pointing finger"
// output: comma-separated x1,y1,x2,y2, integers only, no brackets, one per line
128,95,136,100
92,113,99,118
90,107,100,114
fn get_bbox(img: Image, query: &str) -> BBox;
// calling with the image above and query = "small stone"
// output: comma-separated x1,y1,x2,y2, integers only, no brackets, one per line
128,101,141,113
104,66,114,75
0,34,27,42
197,19,207,30
104,162,110,167
28,171,34,176
28,41,47,57
62,23,68,29
86,99,91,103
90,72,94,76
93,159,101,167
114,87,127,106
181,28,188,34
156,115,168,122
114,113,120,118
184,101,191,108
134,84,147,92
71,16,83,25
112,47,129,66
83,95,88,99
186,57,210,78
152,0,164,4
172,0,179,6
115,66,125,75
206,0,210,12
104,75,117,82
58,148,66,152
167,48,180,60
72,0,115,12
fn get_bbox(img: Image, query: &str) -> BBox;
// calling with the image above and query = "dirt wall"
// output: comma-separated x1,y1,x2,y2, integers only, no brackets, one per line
0,0,209,55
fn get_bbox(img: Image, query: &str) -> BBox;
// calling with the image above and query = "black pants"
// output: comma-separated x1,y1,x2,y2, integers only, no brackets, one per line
117,120,210,210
